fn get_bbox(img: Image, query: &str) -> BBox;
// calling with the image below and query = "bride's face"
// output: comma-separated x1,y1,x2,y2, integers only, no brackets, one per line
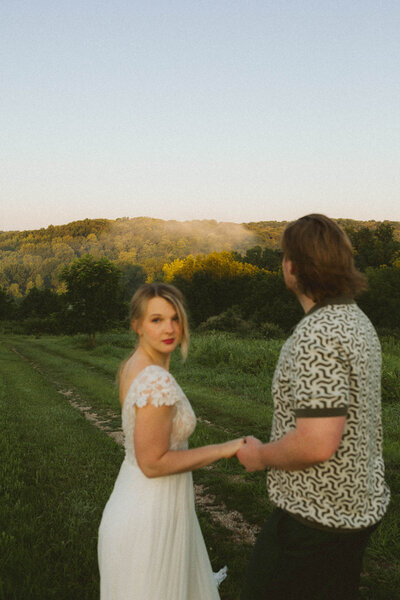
136,296,182,356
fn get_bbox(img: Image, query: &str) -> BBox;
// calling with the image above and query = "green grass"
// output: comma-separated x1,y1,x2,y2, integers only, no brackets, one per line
0,341,123,599
1,332,399,599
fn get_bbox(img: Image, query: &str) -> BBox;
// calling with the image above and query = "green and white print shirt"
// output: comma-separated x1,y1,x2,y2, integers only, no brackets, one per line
268,297,390,530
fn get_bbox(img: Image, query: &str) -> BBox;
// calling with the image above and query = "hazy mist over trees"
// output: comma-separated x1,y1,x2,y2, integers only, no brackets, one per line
1,216,400,338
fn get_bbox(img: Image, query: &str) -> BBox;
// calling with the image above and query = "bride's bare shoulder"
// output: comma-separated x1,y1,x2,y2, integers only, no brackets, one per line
119,356,154,406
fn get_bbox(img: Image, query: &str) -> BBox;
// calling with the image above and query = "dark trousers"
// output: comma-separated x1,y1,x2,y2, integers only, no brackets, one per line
241,508,376,600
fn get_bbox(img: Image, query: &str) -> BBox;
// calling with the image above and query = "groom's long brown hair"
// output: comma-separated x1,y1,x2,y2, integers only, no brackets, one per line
281,214,367,303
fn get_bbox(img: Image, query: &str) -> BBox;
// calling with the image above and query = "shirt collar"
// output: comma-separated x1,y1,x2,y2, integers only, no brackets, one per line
305,295,355,318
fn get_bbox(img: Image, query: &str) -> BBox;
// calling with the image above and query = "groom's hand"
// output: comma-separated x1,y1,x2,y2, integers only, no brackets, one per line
237,436,265,472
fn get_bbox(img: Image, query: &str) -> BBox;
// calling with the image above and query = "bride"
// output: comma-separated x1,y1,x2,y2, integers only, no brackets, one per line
98,282,244,599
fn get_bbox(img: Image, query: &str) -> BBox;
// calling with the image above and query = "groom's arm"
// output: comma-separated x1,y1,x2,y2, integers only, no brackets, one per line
237,416,346,472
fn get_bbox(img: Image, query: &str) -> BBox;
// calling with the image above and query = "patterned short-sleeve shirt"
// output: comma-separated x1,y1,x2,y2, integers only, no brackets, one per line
267,297,390,530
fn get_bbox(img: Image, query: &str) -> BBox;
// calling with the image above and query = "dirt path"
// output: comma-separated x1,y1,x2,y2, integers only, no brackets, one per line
10,344,260,545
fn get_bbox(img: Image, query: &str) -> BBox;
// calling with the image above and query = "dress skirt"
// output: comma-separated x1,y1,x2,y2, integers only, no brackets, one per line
98,459,220,600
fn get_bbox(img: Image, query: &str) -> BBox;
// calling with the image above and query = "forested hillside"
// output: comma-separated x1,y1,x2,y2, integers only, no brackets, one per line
1,216,400,338
0,217,258,295
1,216,400,297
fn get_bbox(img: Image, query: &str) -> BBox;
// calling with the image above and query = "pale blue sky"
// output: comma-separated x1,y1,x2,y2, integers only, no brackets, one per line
1,1,399,231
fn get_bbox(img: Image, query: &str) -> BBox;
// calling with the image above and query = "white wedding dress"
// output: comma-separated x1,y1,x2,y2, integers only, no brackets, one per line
98,365,221,600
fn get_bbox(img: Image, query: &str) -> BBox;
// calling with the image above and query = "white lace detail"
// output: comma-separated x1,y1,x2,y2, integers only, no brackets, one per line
122,365,196,465
127,365,182,408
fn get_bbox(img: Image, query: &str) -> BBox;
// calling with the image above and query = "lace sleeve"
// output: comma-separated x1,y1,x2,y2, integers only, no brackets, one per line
127,365,181,409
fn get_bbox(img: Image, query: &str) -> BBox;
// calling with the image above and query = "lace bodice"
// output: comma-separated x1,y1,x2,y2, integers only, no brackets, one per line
122,365,196,465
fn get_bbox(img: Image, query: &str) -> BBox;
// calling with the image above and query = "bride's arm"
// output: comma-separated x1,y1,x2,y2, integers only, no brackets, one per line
134,403,243,478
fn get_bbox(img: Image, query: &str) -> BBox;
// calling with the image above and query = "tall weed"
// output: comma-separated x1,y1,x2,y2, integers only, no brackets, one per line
188,332,282,375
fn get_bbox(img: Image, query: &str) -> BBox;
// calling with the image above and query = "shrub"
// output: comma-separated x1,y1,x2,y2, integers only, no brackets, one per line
198,307,250,335
259,322,285,339
21,316,62,335
198,308,285,340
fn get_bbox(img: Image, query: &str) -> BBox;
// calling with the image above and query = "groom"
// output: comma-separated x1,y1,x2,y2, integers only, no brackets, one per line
237,214,390,600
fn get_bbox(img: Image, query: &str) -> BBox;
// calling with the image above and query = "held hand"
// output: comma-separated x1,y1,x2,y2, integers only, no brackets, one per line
220,437,246,459
237,436,265,472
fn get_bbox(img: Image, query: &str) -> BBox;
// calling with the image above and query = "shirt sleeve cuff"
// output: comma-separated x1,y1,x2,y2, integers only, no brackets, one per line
294,407,348,418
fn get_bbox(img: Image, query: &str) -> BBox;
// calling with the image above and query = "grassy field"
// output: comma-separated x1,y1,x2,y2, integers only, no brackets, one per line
0,331,399,599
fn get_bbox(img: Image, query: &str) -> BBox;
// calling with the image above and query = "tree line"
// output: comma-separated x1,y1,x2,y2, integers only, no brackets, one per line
1,221,400,341
2,216,400,297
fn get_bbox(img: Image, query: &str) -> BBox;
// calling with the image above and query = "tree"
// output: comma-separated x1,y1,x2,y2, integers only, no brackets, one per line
241,271,302,331
346,224,400,270
18,287,63,319
0,286,16,320
162,249,304,330
171,271,247,325
374,223,400,266
59,255,124,345
163,251,260,282
117,263,147,302
234,245,282,271
163,252,263,326
358,266,400,331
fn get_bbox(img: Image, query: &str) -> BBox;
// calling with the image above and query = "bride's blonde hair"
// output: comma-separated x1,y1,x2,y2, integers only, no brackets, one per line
129,282,190,359
117,283,190,383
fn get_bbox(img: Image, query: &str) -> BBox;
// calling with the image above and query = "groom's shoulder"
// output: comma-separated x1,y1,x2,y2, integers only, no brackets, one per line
291,301,366,343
